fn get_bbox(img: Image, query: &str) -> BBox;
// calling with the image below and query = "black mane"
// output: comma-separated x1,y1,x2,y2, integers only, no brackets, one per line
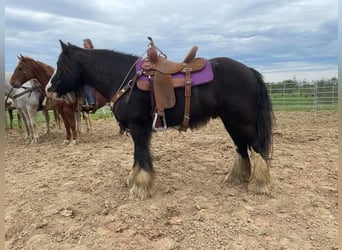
54,43,138,99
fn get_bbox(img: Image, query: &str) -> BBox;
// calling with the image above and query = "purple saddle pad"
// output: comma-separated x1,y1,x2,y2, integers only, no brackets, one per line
136,58,214,87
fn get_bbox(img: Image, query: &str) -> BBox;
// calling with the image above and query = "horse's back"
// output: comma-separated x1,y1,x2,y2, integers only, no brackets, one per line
209,57,260,86
208,56,260,104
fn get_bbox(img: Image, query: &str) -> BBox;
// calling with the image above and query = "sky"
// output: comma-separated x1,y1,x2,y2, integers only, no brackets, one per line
5,0,338,83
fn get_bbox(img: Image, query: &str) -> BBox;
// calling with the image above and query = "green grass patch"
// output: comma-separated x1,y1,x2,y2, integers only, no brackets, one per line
5,107,114,129
5,99,337,129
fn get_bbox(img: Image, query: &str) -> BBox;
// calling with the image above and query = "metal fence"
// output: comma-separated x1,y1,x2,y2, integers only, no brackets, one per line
5,83,339,128
267,83,338,111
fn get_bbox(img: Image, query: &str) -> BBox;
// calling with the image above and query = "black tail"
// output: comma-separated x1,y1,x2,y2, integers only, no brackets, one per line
251,68,274,162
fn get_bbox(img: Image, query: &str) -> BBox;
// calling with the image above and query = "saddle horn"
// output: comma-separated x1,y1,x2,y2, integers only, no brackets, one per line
147,37,167,58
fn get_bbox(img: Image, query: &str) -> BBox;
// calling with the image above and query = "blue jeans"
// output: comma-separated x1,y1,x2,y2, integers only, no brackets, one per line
84,85,94,105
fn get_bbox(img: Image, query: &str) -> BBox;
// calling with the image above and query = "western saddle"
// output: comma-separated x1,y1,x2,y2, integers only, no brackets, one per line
143,37,206,131
111,37,206,132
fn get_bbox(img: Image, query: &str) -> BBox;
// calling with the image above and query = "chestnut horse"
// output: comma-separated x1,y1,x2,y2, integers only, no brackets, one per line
10,55,108,145
48,40,274,200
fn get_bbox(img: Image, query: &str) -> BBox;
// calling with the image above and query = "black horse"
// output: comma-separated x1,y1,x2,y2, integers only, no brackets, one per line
47,40,273,199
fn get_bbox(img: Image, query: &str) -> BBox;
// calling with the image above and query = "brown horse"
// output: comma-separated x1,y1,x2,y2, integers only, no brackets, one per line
10,55,108,145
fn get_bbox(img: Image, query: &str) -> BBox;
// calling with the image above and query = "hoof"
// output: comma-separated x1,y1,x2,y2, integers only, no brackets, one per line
127,166,139,187
224,154,251,186
63,140,70,145
31,138,39,144
129,184,152,200
68,140,77,146
127,167,153,200
248,149,271,194
224,171,244,186
248,181,270,194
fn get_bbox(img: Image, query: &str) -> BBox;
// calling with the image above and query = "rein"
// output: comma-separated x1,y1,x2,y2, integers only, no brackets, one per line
4,88,14,106
110,49,150,107
110,42,168,108
110,71,142,108
8,85,42,100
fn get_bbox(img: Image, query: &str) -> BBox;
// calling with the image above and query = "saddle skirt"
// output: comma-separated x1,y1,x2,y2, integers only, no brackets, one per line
136,58,214,91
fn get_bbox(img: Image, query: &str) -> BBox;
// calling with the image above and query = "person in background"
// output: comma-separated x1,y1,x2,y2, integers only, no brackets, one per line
82,38,95,112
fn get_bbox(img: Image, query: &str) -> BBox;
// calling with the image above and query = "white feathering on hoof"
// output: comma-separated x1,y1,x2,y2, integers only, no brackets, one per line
127,165,140,187
224,154,251,185
248,148,271,194
127,166,153,200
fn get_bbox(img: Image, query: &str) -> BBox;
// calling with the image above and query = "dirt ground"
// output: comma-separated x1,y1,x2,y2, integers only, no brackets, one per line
5,111,338,250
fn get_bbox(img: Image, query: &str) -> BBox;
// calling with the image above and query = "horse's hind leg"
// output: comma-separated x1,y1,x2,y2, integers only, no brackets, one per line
127,125,154,200
222,120,270,194
247,147,270,194
17,112,22,129
8,109,14,129
76,111,82,134
53,109,61,129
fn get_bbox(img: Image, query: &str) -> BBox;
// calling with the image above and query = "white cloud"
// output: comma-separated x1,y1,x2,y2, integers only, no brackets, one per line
5,0,338,82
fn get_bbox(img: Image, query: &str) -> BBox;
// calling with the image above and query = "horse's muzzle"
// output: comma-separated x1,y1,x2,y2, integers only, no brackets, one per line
10,81,22,88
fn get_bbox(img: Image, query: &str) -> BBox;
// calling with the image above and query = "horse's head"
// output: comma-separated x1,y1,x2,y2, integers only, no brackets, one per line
10,55,36,88
47,40,83,97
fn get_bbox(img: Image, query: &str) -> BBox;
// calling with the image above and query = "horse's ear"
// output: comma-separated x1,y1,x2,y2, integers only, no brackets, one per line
59,40,68,51
19,54,25,62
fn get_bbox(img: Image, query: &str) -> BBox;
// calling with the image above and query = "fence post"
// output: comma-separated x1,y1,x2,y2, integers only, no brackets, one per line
313,82,318,111
282,83,286,110
332,84,335,106
297,84,300,108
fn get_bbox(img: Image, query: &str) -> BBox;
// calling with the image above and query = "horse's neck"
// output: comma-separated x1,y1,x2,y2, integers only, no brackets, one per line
32,61,54,86
80,53,137,99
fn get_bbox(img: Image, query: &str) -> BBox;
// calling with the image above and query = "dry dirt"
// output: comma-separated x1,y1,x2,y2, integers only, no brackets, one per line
5,111,338,250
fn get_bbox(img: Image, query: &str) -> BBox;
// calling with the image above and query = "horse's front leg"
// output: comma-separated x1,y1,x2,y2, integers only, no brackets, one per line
66,106,78,145
58,109,72,145
27,107,39,144
83,112,92,132
42,109,50,135
127,125,154,200
19,110,31,143
70,117,78,146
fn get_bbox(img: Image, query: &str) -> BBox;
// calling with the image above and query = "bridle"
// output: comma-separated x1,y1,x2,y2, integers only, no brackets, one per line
6,84,43,102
